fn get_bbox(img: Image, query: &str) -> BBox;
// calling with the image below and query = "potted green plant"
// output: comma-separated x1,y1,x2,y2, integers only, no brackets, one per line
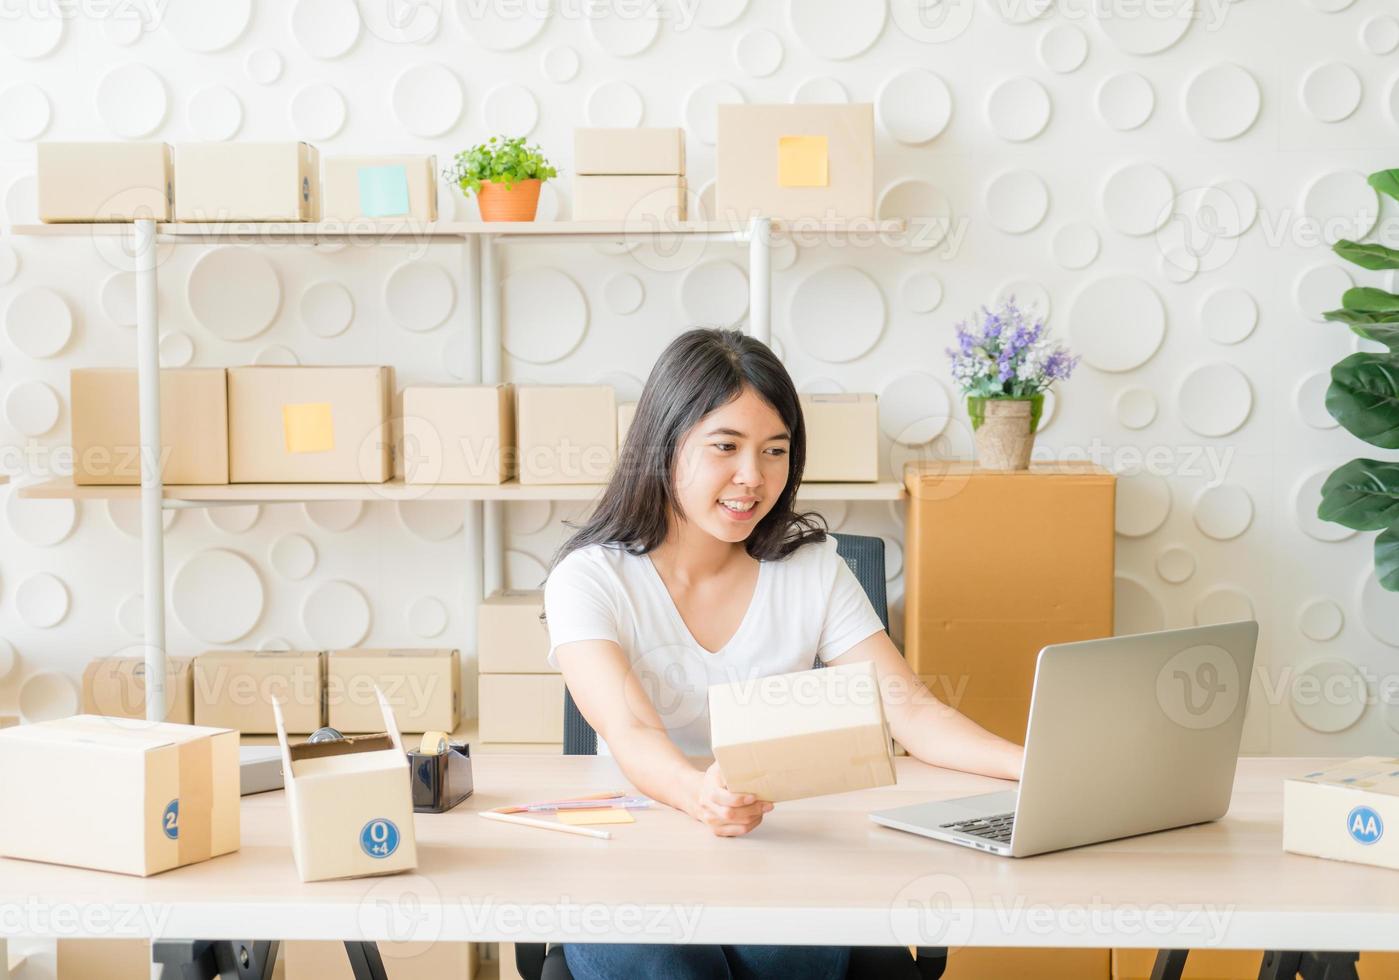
1318,169,1399,593
946,298,1078,470
445,135,557,222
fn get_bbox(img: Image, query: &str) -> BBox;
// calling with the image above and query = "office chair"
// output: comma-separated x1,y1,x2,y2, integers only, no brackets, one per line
518,533,948,980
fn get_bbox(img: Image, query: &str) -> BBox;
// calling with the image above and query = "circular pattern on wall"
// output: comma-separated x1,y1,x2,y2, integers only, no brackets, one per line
877,179,952,252
1178,363,1253,437
900,272,943,313
0,244,18,285
270,533,317,581
188,84,244,141
1068,276,1165,372
1291,659,1367,733
790,267,885,363
0,638,15,681
1300,63,1363,123
542,46,580,83
302,580,371,648
1101,162,1174,236
484,82,540,135
506,549,548,590
586,81,645,127
163,0,251,51
1039,23,1088,73
1115,386,1158,429
1116,575,1166,634
5,381,61,436
1156,546,1195,584
698,0,749,27
1294,468,1355,543
986,76,1051,141
16,573,68,629
603,273,645,315
1362,16,1399,55
1294,264,1353,321
207,504,259,535
392,64,464,137
18,672,78,723
735,29,784,76
189,249,281,341
409,596,449,638
503,268,588,363
0,83,51,141
95,64,167,138
1096,0,1194,54
1096,72,1154,130
1199,287,1258,345
384,261,454,333
787,0,886,59
101,273,137,327
6,494,76,547
680,260,749,327
1295,372,1337,430
304,500,363,532
985,170,1049,233
793,76,849,103
880,373,951,444
291,0,360,58
290,82,347,139
587,0,661,56
1052,222,1100,269
398,501,464,541
1194,587,1253,626
456,0,550,49
1183,63,1261,140
877,70,952,144
255,344,298,366
1193,484,1253,540
246,48,283,85
159,331,194,367
2,1,63,59
1360,570,1399,646
300,281,355,337
172,549,262,643
1115,472,1172,538
106,500,177,538
6,287,72,358
508,500,553,535
1300,171,1379,245
684,81,745,145
1298,599,1344,642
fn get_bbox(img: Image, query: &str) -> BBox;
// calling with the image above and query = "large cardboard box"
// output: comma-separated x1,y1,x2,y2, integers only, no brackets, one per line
57,939,151,980
573,175,687,222
515,386,616,485
716,104,874,223
904,461,1115,742
71,368,229,486
228,366,393,484
709,660,895,803
1112,949,1399,979
0,715,239,876
801,393,878,482
479,674,565,744
1284,757,1399,871
479,590,552,674
82,655,195,725
950,948,1109,979
323,154,438,222
194,650,324,735
284,940,477,980
327,649,460,734
274,690,418,882
401,384,514,485
574,127,685,175
175,142,320,222
38,142,172,222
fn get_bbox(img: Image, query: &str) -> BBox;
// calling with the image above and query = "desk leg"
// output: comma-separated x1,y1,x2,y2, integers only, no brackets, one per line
343,942,389,980
1151,949,1189,980
1259,950,1360,980
151,940,279,979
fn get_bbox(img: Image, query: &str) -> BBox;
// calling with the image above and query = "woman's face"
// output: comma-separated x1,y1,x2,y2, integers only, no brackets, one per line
670,386,792,544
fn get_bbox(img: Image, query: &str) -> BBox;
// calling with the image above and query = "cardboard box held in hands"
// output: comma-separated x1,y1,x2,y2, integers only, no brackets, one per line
708,660,896,803
274,688,418,882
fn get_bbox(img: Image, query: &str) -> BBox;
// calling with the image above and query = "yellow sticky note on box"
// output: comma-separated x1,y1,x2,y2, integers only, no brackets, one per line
283,402,335,454
557,808,636,826
778,135,829,188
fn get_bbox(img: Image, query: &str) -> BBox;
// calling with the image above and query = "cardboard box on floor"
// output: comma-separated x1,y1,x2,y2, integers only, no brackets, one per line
57,939,151,980
573,175,687,222
947,948,1109,979
0,715,239,876
903,461,1115,743
515,385,617,485
479,674,565,743
71,368,229,485
274,689,418,882
1284,757,1399,871
401,384,514,485
1112,949,1399,979
175,141,320,221
326,649,460,734
323,154,438,222
194,650,324,735
709,660,895,803
38,141,172,222
82,655,195,724
801,393,878,482
227,366,393,483
479,590,552,673
284,940,478,980
574,127,685,175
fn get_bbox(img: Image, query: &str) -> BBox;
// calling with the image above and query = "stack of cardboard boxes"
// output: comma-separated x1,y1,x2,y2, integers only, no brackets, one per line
573,128,686,223
477,590,563,751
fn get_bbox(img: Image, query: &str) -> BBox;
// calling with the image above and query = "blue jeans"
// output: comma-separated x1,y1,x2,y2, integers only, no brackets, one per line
562,942,850,980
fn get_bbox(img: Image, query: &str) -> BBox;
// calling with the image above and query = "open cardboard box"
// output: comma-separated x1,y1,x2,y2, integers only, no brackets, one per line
273,688,418,882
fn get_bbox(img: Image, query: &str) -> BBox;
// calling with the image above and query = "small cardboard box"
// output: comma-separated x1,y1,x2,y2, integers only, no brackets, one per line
800,393,878,482
573,175,687,222
284,939,478,980
274,690,418,882
0,715,239,876
516,385,617,485
617,402,638,447
193,650,324,735
327,649,460,734
175,142,320,222
401,384,514,485
479,590,551,673
57,939,151,980
574,127,686,175
38,142,173,222
479,674,565,743
82,656,195,725
716,104,875,222
323,154,439,222
708,660,895,803
71,368,229,486
1284,757,1399,871
228,366,393,484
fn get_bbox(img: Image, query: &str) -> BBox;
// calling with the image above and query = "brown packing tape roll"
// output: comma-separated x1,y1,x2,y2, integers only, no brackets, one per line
176,738,214,866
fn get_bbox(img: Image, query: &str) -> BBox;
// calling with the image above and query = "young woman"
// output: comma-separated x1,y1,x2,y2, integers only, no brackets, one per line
543,328,1024,980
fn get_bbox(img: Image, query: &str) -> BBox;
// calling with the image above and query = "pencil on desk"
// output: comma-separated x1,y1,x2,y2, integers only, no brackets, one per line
479,809,613,840
494,790,626,815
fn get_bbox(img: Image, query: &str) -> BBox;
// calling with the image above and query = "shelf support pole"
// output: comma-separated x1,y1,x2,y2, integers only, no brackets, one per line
749,217,772,348
134,219,167,722
462,235,485,723
481,234,505,595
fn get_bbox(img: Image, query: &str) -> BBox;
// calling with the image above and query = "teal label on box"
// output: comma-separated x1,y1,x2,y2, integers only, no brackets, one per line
358,165,410,217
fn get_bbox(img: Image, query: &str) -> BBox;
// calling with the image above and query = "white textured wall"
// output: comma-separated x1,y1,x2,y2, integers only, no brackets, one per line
1,0,1398,755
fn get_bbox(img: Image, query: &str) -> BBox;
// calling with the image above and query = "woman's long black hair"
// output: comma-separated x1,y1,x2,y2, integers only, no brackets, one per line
550,328,827,569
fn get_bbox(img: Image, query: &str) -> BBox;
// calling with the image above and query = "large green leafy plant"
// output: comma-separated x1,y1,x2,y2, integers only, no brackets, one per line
1321,169,1399,592
445,136,556,196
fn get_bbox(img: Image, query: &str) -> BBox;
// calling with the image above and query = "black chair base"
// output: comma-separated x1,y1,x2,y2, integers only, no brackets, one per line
518,942,946,980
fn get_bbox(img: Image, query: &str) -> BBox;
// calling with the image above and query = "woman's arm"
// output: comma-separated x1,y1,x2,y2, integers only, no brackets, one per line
826,631,1024,781
554,639,773,835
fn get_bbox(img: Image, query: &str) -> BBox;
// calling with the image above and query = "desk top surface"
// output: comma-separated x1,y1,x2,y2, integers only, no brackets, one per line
2,756,1396,949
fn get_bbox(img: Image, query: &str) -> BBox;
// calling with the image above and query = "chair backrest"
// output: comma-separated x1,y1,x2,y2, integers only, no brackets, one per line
561,533,889,757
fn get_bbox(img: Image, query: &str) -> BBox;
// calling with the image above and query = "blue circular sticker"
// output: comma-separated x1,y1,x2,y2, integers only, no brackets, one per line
360,818,400,859
1347,805,1384,845
162,799,179,840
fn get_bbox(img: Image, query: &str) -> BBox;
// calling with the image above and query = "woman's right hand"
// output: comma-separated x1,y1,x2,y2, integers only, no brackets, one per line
692,761,774,836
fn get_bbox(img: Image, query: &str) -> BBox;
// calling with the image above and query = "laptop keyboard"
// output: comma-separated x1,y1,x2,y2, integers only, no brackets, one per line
940,812,1015,844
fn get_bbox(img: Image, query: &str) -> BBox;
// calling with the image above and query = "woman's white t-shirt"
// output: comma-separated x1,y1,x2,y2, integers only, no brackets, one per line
542,535,886,757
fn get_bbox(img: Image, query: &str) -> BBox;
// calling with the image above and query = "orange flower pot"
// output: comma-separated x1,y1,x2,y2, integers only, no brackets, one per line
476,178,542,222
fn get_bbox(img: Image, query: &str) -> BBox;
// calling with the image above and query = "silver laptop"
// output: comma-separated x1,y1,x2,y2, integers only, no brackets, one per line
869,621,1258,858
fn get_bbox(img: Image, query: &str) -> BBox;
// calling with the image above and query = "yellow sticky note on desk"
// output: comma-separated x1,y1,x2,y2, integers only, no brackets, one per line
283,402,335,454
778,135,829,188
557,808,636,826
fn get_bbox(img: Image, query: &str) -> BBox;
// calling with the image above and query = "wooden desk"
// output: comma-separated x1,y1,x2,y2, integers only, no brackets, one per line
1,757,1396,951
